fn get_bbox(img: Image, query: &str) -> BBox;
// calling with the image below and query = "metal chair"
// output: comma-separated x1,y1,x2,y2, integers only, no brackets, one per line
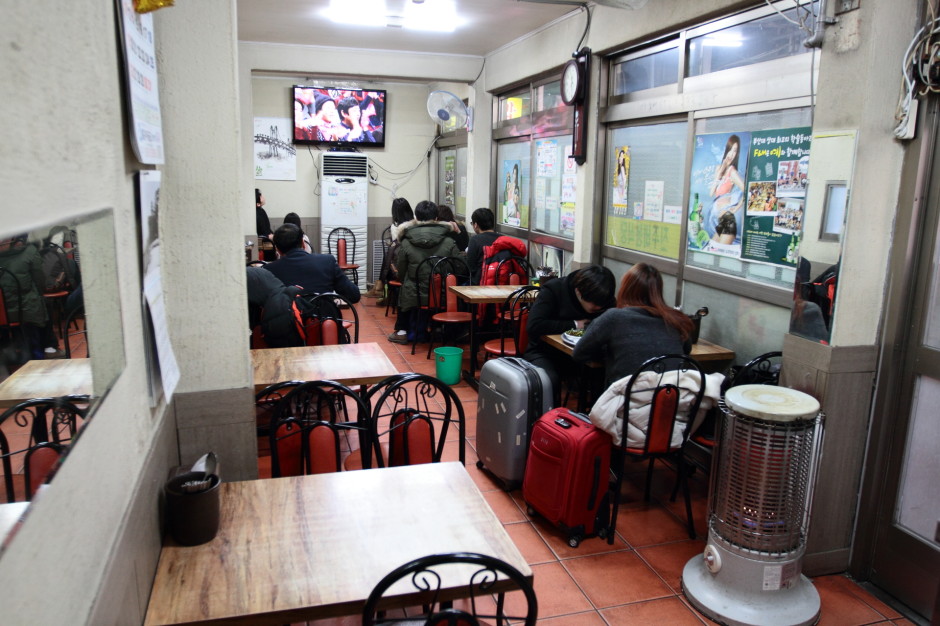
62,306,87,359
0,397,86,502
327,227,360,284
409,255,446,355
426,257,472,358
607,354,706,541
254,380,304,438
343,373,465,470
301,292,359,344
362,552,538,626
482,285,539,361
268,380,372,476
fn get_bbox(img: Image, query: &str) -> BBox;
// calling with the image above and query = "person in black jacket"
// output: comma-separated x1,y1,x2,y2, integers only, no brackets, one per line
523,265,616,404
437,204,469,252
246,266,303,348
263,224,361,304
466,208,500,285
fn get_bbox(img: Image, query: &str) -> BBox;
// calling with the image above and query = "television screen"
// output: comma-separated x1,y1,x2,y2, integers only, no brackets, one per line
293,85,386,148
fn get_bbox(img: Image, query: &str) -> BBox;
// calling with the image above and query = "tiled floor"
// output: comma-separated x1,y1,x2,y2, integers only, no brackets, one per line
264,297,918,626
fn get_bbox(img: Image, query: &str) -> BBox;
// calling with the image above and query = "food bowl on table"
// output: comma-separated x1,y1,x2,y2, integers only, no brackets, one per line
562,328,583,346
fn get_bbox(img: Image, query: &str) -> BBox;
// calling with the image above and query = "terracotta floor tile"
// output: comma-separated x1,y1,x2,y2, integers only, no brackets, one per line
814,576,903,621
614,502,694,548
530,513,629,559
814,575,886,626
600,596,705,625
482,488,526,524
515,562,593,619
636,539,706,593
535,610,607,624
503,521,556,565
465,456,503,492
563,550,673,608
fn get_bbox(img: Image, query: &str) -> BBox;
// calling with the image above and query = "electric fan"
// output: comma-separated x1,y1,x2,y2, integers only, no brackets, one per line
426,90,472,132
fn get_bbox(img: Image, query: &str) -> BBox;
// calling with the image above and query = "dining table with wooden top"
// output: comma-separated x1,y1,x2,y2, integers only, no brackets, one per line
0,358,92,409
143,462,532,625
250,343,398,391
448,284,525,387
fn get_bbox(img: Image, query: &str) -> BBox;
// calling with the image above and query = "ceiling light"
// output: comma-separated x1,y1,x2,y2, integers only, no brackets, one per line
403,0,462,32
323,0,386,27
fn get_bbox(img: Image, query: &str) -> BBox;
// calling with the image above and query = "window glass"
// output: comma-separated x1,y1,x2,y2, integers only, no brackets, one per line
606,121,688,259
687,107,812,289
612,46,679,96
438,148,468,216
497,141,531,228
687,3,816,77
536,81,564,111
531,135,576,238
498,90,531,122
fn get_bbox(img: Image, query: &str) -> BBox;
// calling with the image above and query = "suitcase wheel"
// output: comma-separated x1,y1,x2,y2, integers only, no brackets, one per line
526,506,536,517
476,460,484,470
568,535,582,548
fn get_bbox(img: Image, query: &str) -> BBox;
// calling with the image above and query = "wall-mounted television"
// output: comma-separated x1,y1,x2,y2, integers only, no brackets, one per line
293,85,386,148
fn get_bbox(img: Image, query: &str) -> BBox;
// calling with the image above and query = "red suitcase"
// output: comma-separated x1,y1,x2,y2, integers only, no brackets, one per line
523,408,613,547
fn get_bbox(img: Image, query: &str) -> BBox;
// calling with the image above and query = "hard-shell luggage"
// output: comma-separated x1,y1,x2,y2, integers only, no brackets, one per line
475,357,552,490
523,408,612,547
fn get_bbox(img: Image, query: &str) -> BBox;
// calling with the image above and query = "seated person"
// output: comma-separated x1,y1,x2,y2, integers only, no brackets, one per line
282,212,312,253
437,204,469,252
263,224,360,304
573,263,693,386
0,235,49,362
466,208,500,285
246,266,303,348
523,264,616,402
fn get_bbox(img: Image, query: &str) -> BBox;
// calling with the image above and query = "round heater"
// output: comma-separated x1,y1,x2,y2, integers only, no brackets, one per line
682,384,825,626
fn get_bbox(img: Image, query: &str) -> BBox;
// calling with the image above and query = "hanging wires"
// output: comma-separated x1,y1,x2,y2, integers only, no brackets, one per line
574,3,591,56
763,0,817,37
894,0,940,139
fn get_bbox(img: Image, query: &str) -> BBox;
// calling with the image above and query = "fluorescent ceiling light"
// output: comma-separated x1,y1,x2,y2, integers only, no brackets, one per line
323,0,386,27
322,0,463,33
403,0,461,32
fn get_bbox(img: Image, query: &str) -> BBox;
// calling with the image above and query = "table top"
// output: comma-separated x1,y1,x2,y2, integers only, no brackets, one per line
543,334,735,364
0,358,92,408
144,462,531,625
251,343,398,389
449,284,525,304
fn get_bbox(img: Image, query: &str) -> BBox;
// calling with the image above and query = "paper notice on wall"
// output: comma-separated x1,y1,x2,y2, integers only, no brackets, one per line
644,180,664,221
663,205,682,225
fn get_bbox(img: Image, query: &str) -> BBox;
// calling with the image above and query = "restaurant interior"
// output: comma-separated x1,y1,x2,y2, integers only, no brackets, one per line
1,0,938,623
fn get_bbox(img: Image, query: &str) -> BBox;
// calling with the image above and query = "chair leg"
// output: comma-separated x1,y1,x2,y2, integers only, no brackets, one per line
644,458,656,501
678,457,695,539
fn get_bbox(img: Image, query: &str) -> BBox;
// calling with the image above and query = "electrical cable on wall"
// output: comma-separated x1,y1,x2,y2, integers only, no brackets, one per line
894,0,940,140
574,4,591,56
367,135,439,199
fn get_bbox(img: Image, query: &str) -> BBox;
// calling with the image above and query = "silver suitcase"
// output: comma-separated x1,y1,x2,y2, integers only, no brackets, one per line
476,357,552,490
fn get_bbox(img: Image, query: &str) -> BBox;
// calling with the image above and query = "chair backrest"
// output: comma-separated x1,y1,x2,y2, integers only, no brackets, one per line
300,292,358,344
725,350,782,392
496,255,531,286
430,256,471,313
268,380,372,476
327,227,357,260
255,380,304,437
622,354,706,454
23,441,66,500
362,552,538,626
63,306,87,358
415,255,445,309
364,373,465,467
336,237,348,265
496,285,539,354
381,225,392,253
0,397,86,502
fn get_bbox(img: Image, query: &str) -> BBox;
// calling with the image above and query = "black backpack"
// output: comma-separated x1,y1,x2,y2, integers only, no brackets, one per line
40,243,79,293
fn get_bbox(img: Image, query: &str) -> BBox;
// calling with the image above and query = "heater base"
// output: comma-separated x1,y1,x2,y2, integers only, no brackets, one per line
682,553,820,626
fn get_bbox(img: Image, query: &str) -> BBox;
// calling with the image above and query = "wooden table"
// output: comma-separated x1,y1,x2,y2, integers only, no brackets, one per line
448,285,525,386
251,343,398,390
0,358,92,408
543,334,736,410
144,462,531,625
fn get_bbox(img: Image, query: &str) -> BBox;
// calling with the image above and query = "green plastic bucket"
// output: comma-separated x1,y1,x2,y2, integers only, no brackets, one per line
434,347,463,385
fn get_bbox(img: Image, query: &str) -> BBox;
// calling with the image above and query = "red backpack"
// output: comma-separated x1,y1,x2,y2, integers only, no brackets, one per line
479,236,527,286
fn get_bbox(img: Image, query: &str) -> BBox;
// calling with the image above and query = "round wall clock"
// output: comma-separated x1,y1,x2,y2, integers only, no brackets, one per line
561,58,583,105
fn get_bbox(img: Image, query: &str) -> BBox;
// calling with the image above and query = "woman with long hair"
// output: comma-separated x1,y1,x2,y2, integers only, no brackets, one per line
706,134,745,241
573,263,693,385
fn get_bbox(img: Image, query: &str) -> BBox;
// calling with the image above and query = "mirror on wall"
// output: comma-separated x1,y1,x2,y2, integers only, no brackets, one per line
0,208,124,537
789,131,856,344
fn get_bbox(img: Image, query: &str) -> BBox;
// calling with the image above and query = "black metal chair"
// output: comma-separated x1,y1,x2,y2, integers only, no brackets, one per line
254,380,304,438
343,373,465,470
409,255,446,355
0,397,86,502
362,552,538,626
301,292,359,344
62,305,87,359
268,380,372,476
426,256,472,358
327,226,360,284
482,285,539,361
607,354,706,541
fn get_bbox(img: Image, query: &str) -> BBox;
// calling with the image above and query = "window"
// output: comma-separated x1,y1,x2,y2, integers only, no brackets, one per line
532,135,577,237
497,141,531,228
498,89,531,122
611,44,680,96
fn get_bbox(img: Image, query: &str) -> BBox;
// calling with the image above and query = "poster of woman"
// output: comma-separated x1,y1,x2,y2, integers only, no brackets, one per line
502,160,522,226
688,131,751,258
612,146,629,205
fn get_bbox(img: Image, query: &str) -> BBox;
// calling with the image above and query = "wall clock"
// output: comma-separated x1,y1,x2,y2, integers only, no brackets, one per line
565,47,591,165
561,58,584,106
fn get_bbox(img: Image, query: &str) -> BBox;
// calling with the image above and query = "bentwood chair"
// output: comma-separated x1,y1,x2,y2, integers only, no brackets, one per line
302,292,359,344
607,354,706,541
343,373,465,470
362,552,538,626
482,285,539,361
409,255,446,355
426,256,472,358
327,227,360,284
268,380,372,476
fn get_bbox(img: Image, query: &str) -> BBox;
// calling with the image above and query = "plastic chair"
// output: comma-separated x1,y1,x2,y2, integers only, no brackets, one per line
607,354,706,541
343,373,465,470
0,397,86,502
426,257,472,358
327,227,360,284
268,380,372,476
482,285,539,360
362,552,538,626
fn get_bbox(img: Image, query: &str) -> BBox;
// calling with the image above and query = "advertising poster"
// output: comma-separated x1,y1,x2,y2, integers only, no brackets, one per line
501,159,523,227
119,0,164,164
687,132,752,259
254,117,296,181
740,127,811,266
443,155,455,205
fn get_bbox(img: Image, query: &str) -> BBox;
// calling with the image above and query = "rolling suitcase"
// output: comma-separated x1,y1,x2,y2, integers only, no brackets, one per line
523,408,612,547
475,357,552,490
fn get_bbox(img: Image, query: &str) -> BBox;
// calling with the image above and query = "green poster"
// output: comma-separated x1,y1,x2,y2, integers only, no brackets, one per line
607,216,681,257
741,127,812,267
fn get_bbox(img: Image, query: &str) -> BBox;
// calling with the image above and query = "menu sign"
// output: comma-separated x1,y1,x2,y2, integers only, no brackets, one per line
118,0,165,164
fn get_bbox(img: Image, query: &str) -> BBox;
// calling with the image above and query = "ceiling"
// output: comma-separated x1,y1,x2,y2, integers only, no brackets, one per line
236,0,583,57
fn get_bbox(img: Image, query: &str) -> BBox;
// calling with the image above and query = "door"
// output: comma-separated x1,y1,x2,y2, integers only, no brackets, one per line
859,101,940,619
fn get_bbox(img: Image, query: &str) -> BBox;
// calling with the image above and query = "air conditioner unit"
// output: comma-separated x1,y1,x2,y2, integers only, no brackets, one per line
320,152,369,291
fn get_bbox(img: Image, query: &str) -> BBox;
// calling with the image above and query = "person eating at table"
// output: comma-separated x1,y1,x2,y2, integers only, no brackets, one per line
572,262,693,386
523,264,615,404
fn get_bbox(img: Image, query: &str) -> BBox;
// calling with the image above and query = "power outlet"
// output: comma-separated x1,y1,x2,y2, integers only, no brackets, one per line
835,0,860,14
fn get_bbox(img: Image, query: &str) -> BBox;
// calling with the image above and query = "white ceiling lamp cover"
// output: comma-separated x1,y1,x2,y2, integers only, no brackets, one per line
515,0,650,8
426,90,472,132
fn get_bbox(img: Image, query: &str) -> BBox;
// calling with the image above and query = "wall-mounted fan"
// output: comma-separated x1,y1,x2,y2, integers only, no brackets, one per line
427,90,472,132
